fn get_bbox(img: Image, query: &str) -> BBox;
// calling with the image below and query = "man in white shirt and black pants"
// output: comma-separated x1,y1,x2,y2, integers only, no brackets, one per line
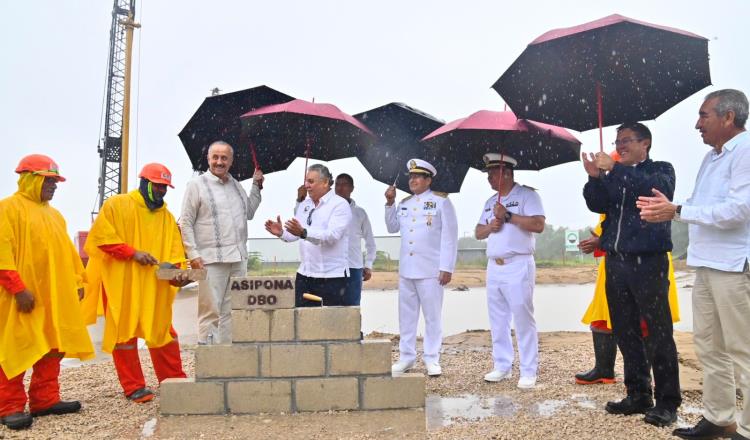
475,154,545,389
640,89,750,440
266,164,352,306
334,173,376,306
385,159,458,377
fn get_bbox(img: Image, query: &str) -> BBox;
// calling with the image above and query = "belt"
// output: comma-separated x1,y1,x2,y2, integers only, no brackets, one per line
490,255,530,265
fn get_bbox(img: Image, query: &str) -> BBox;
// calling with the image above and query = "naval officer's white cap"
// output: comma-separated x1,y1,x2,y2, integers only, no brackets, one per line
483,153,518,170
407,158,437,177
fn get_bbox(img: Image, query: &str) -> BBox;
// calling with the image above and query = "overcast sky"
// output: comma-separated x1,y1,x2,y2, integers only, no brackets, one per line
2,1,749,240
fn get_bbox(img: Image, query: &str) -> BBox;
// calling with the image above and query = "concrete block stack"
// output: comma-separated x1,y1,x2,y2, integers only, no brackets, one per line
160,277,425,415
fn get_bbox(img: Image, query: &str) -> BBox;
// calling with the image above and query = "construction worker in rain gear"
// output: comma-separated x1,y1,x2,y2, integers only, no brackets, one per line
83,163,189,403
0,154,94,430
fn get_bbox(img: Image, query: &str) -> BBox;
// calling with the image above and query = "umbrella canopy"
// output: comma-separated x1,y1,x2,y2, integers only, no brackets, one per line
421,110,581,171
492,14,711,133
354,103,470,193
178,85,295,180
240,99,375,175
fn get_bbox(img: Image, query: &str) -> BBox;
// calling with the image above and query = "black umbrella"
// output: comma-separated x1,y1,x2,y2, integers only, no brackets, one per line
354,103,470,193
240,99,375,177
178,85,295,180
421,110,581,171
492,14,711,149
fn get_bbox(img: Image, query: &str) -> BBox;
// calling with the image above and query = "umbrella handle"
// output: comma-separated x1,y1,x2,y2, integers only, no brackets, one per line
249,142,263,190
597,81,604,152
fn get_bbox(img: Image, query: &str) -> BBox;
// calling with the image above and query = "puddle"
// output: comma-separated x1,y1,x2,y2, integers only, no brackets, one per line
140,417,157,438
530,399,568,417
570,393,597,409
426,394,519,429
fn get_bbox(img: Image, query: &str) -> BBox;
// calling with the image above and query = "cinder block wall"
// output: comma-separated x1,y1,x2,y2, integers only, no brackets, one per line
160,307,425,415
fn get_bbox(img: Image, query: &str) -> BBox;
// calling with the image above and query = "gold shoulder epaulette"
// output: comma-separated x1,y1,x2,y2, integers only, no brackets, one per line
401,195,414,203
433,191,448,198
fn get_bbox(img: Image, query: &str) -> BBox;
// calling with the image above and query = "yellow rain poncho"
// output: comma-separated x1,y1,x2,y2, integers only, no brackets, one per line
581,214,680,329
83,190,185,353
0,173,94,378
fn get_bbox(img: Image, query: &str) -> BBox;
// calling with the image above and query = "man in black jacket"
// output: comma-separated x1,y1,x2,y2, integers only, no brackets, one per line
582,122,681,427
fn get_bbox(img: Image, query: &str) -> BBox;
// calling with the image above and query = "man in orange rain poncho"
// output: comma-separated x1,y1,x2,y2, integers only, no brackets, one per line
575,150,680,386
0,154,94,431
83,163,188,404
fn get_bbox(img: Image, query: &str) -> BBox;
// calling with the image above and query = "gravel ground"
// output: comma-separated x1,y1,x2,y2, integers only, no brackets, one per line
1,330,720,440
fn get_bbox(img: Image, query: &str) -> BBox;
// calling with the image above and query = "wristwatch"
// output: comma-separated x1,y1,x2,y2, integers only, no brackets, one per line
504,211,513,222
300,228,308,239
674,205,682,220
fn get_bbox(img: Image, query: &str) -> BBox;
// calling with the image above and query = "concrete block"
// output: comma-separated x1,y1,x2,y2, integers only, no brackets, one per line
159,378,225,415
329,340,391,375
260,344,325,377
296,306,361,341
227,380,292,414
230,276,295,310
362,374,425,410
232,309,295,342
295,378,359,411
195,344,259,378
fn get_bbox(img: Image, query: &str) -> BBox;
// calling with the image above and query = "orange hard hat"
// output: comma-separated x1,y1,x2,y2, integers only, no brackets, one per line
15,154,66,182
139,163,174,188
609,150,621,162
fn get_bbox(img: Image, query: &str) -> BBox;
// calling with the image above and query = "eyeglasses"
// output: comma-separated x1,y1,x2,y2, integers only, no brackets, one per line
612,137,643,147
306,208,316,226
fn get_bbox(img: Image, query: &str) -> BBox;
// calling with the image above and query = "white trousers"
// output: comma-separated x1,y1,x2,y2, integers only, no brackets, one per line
486,256,538,377
398,277,444,364
693,265,750,437
198,260,246,344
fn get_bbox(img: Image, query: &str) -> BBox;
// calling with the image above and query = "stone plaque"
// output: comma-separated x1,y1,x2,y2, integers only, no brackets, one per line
229,276,295,310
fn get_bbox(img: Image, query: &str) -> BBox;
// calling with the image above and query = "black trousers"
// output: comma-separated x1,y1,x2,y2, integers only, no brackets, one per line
605,252,681,409
295,273,348,307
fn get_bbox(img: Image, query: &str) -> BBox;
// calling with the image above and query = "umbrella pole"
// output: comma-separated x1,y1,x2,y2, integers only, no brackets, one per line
597,81,604,152
303,136,311,184
250,141,262,189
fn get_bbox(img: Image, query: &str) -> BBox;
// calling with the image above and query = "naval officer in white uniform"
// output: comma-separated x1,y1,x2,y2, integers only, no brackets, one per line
385,159,458,377
475,153,545,388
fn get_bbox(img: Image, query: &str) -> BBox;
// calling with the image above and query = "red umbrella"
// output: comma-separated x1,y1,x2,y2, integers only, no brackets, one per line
422,110,581,171
240,99,374,180
492,14,711,151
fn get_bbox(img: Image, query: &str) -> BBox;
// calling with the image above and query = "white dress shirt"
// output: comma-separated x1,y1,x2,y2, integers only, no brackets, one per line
347,199,376,269
180,172,261,264
680,131,750,272
477,184,545,260
282,189,352,278
385,189,458,278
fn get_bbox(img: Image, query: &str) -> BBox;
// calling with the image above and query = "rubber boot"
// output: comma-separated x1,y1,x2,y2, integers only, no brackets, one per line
575,331,617,384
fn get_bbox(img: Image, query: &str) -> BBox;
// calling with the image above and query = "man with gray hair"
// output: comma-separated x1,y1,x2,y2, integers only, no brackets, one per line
638,89,750,440
180,141,263,344
266,164,352,307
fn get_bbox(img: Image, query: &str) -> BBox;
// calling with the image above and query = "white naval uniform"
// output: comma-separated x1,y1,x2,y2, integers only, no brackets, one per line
385,189,458,364
478,183,544,377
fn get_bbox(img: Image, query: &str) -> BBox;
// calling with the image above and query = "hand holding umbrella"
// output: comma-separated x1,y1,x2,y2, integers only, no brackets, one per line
384,185,397,206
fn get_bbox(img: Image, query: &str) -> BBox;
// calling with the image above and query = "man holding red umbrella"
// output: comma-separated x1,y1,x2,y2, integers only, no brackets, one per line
475,153,545,389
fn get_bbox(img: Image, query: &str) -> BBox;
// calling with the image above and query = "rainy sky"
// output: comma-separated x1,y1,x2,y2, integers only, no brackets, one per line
2,1,749,239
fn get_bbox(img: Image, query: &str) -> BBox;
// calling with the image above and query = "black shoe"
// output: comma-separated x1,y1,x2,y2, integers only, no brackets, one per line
31,400,82,417
605,395,654,415
575,367,616,384
0,412,33,430
643,406,676,427
575,332,617,384
672,417,737,439
127,387,155,403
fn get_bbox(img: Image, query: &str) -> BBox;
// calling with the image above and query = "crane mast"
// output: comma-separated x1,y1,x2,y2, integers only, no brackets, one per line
94,0,139,213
